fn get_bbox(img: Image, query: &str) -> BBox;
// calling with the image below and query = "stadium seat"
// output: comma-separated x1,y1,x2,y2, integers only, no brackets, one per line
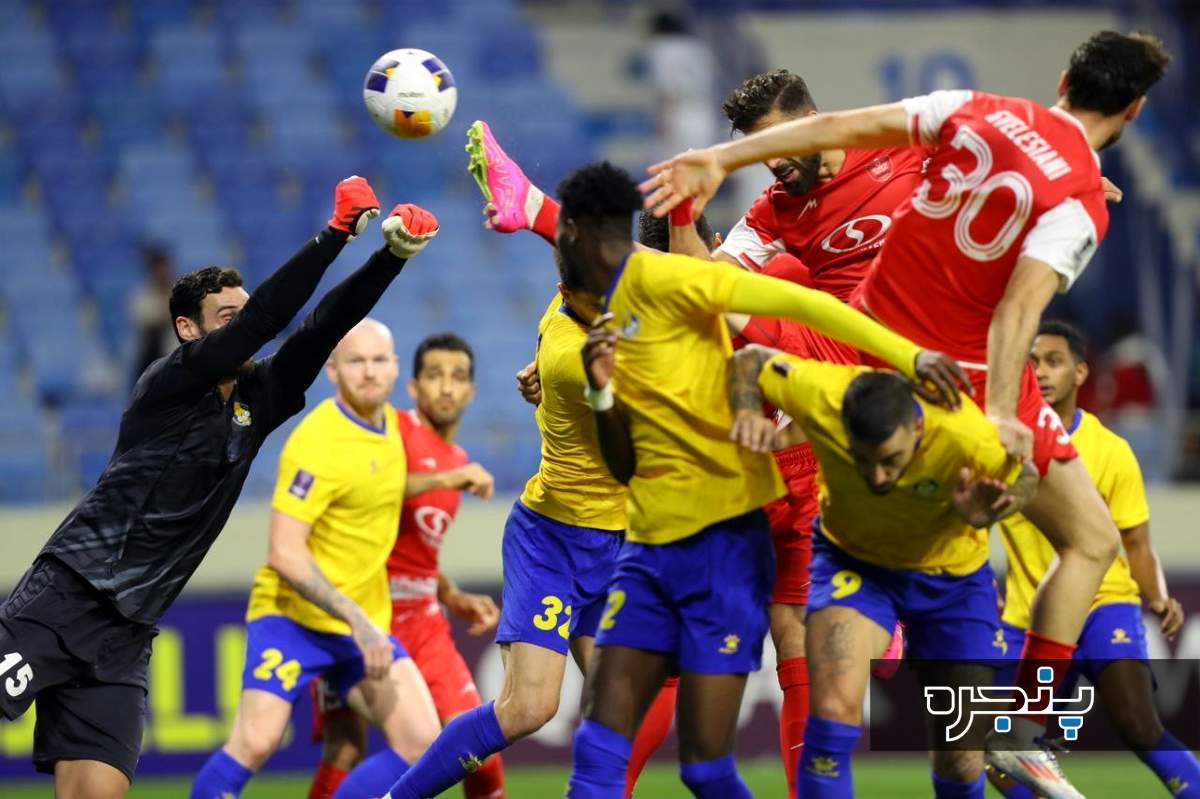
59,395,124,490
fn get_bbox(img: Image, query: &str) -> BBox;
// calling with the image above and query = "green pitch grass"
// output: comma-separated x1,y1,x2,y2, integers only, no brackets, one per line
0,754,1181,797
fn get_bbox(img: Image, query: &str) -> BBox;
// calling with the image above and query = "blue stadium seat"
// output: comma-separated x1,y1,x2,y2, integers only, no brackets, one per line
149,28,229,111
214,0,286,30
296,0,372,31
0,446,53,503
91,90,167,149
472,19,543,83
0,154,25,206
59,395,123,489
131,0,197,35
63,26,141,94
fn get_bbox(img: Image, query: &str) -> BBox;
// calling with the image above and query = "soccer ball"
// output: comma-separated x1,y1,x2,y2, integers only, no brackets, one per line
363,48,458,139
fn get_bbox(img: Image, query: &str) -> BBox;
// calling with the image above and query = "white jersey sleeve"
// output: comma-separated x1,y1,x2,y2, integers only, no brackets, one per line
902,90,974,147
1020,197,1100,291
718,214,785,270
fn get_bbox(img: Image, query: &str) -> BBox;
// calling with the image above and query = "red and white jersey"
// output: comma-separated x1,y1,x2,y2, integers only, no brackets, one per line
387,409,469,607
860,90,1109,364
719,147,926,301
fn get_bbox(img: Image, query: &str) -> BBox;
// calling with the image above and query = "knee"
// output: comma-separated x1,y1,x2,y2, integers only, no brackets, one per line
495,691,558,740
227,722,283,770
1112,709,1164,752
809,695,859,725
1068,508,1121,567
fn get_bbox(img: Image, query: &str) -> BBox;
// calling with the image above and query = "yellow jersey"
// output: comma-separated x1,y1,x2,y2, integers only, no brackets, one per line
603,251,786,544
759,354,1020,574
520,296,627,531
1000,409,1148,629
246,398,407,634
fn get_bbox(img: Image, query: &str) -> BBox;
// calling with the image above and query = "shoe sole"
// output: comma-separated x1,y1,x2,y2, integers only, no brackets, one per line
986,749,1085,799
465,120,493,202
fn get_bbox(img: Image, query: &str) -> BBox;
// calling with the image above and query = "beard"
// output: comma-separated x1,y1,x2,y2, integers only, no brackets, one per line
773,154,823,196
1097,127,1123,151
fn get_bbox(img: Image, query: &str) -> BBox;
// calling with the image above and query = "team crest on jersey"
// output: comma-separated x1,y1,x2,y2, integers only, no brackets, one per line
232,402,252,427
867,155,894,182
288,469,314,499
912,479,940,497
619,311,640,339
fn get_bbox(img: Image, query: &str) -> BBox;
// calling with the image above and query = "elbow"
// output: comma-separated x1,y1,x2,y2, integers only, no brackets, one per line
266,546,300,581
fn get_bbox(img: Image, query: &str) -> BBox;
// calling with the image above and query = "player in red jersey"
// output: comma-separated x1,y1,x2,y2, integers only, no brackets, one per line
308,333,501,799
644,30,1171,799
661,70,919,799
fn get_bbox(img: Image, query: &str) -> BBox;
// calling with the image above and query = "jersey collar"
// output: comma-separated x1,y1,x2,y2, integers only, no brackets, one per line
601,253,631,312
1049,106,1101,167
1066,407,1083,436
336,399,388,436
911,398,925,453
558,302,587,326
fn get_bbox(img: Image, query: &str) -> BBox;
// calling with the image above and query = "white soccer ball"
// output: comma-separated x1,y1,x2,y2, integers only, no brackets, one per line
362,48,458,139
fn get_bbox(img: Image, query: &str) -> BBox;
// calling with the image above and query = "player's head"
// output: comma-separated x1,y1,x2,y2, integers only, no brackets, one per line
169,266,248,344
1059,31,1171,149
325,318,399,414
556,161,643,299
635,210,717,252
408,332,476,431
841,372,923,495
1032,319,1089,409
723,69,822,196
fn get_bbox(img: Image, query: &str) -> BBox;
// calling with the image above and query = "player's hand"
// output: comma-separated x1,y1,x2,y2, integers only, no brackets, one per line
953,467,1020,528
1101,176,1123,204
382,204,439,259
444,590,501,636
451,462,495,500
989,413,1034,463
516,361,542,406
912,350,973,410
641,148,727,217
582,313,617,391
326,176,381,239
350,618,393,681
1148,597,1184,640
730,408,775,454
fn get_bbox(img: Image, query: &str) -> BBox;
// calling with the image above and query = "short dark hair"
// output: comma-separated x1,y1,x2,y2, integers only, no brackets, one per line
1065,31,1171,115
168,266,244,342
635,211,716,252
842,372,916,447
413,333,475,380
1038,319,1088,363
722,69,817,134
557,161,643,231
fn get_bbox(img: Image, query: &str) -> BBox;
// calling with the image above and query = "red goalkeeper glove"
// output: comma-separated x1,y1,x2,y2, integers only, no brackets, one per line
382,204,439,259
327,176,381,239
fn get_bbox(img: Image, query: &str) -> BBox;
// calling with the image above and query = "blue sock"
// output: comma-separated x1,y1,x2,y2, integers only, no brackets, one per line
998,781,1036,799
191,749,252,799
332,748,409,799
566,720,631,799
1137,732,1200,798
932,771,985,798
799,716,861,799
680,755,752,799
384,701,508,799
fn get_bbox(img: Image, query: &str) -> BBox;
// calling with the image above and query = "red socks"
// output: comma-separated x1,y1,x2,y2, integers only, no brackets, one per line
307,760,349,799
1014,630,1076,726
463,752,505,799
624,676,678,798
777,657,810,799
531,196,560,245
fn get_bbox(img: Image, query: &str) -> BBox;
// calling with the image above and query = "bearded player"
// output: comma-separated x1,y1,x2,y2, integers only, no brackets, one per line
991,321,1199,799
644,31,1171,797
307,333,502,799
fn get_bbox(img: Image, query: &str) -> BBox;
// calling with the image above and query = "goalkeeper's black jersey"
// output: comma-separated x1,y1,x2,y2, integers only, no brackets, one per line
39,231,408,625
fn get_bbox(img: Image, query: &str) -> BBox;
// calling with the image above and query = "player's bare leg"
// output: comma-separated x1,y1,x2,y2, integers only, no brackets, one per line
222,689,296,771
675,672,751,762
1021,458,1120,643
770,603,807,668
346,658,440,764
917,662,993,789
54,759,130,799
310,713,368,799
494,642,569,739
1095,660,1162,751
801,605,892,797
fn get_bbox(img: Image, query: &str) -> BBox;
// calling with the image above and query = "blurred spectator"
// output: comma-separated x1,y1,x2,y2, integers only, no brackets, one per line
638,10,720,163
1086,314,1170,420
129,245,176,386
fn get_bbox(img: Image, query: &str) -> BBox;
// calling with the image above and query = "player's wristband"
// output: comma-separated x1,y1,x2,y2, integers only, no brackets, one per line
584,384,614,412
669,197,695,227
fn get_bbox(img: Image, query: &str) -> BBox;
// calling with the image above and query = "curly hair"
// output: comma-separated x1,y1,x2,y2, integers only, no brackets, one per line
168,266,244,342
557,161,643,229
636,211,716,252
722,69,817,134
1065,31,1171,115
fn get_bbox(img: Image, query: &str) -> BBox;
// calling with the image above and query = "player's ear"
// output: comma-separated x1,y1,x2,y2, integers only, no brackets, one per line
406,378,418,403
324,358,338,386
1075,360,1090,388
1124,96,1147,121
1056,70,1068,100
557,281,569,302
175,315,201,342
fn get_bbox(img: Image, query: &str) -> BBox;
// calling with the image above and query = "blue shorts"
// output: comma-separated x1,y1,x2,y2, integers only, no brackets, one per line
996,603,1150,687
241,615,407,703
495,501,623,655
595,510,774,674
808,526,1003,662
